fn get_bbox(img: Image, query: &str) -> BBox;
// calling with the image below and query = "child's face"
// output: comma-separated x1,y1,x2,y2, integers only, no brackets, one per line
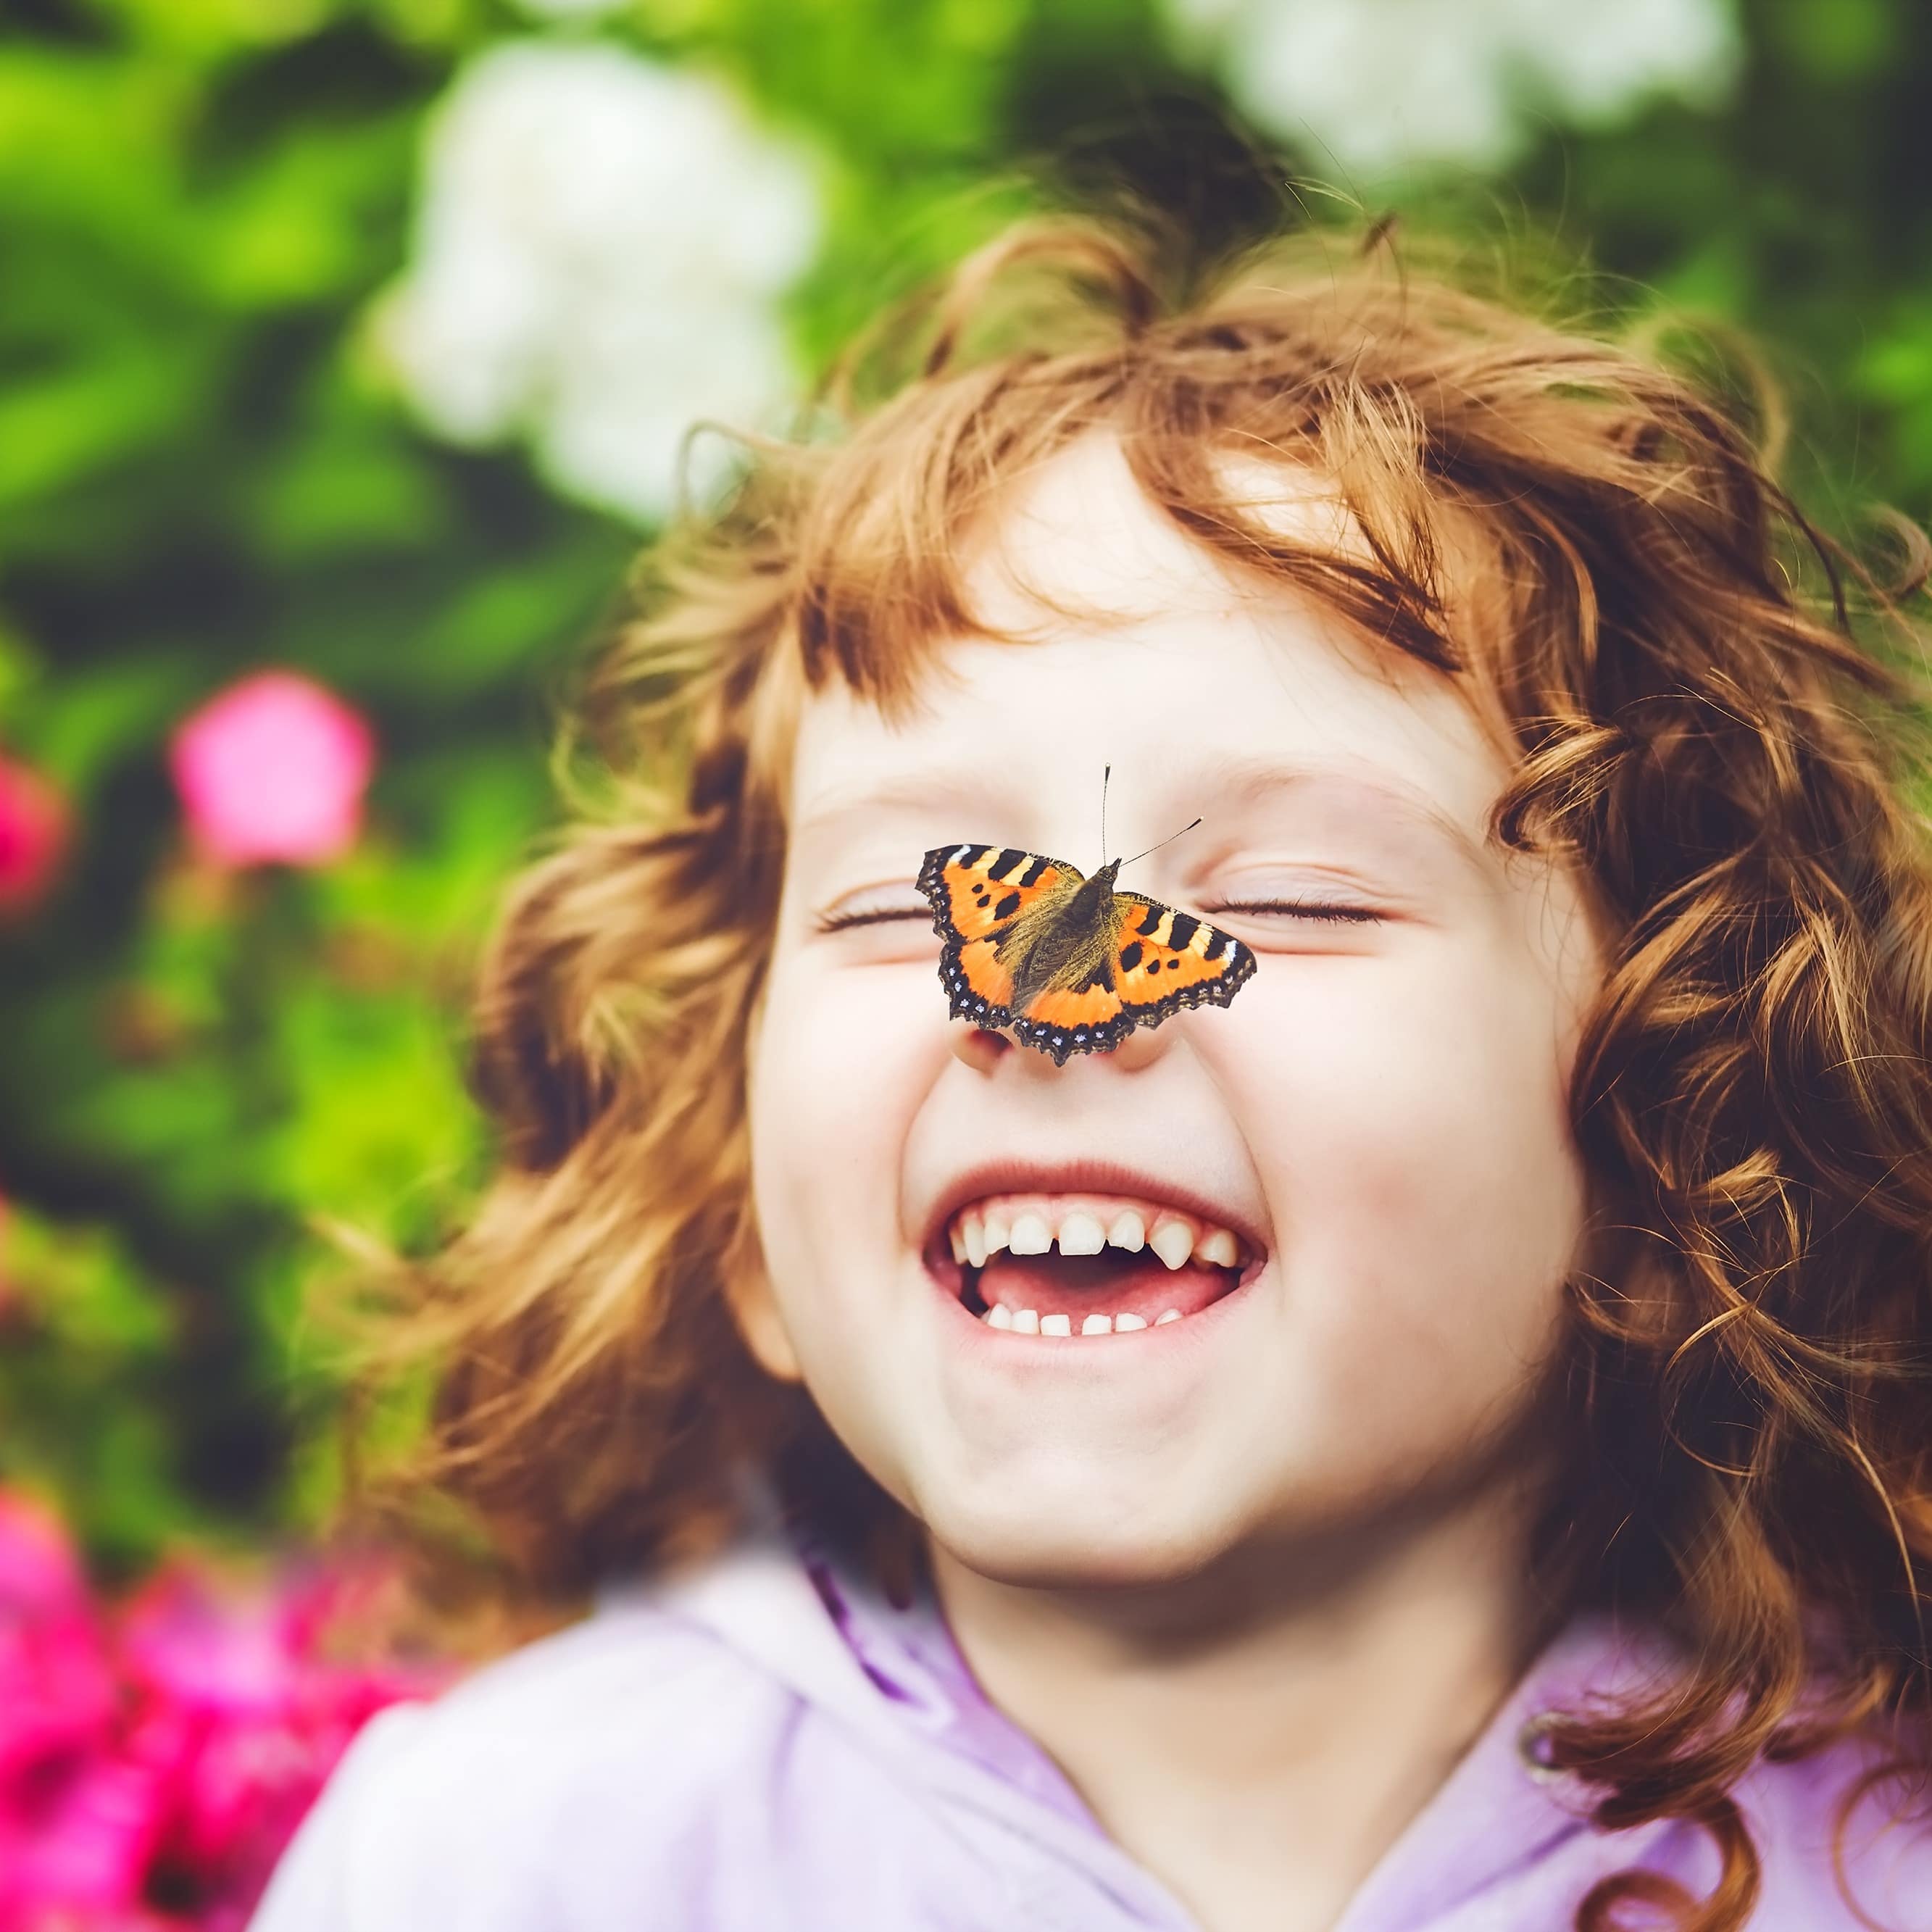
740,431,1610,1589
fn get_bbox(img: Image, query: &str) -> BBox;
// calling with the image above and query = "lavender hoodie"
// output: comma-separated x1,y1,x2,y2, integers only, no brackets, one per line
250,1522,1930,1931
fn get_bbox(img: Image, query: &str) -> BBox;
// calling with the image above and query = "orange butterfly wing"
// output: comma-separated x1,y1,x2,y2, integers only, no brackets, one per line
1010,894,1256,1063
917,843,1082,1025
1107,894,1259,1016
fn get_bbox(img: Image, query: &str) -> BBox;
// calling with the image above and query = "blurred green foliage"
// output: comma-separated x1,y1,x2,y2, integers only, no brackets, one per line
1,0,1928,1580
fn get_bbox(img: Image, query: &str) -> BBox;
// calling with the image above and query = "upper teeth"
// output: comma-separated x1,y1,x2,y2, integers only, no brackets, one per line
947,1195,1247,1273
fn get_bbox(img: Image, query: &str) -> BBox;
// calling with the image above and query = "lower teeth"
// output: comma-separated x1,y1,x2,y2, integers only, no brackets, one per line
961,1255,1233,1333
981,1304,1183,1333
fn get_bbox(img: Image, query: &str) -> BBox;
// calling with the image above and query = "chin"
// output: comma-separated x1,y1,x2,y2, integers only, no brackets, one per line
923,1488,1233,1593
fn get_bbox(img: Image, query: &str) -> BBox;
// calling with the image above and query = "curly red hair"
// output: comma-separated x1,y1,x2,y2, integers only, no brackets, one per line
334,209,1932,1930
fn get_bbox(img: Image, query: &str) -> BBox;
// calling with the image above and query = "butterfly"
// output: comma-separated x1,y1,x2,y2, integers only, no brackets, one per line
915,841,1259,1066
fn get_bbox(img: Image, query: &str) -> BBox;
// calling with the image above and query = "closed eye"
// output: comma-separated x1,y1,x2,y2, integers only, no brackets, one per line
818,899,1386,930
1202,899,1386,925
815,905,930,933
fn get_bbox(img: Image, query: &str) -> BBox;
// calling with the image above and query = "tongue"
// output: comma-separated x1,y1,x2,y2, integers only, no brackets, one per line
974,1249,1236,1323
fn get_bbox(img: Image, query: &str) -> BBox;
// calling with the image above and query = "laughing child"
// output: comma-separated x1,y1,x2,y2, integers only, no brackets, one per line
251,210,1932,1932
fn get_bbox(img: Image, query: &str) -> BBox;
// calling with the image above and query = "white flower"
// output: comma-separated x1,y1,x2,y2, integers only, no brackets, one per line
371,40,821,522
1162,0,1741,178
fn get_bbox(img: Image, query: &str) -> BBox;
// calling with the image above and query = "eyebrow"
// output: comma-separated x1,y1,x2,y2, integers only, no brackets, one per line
794,775,1009,843
795,756,1493,873
1204,753,1494,871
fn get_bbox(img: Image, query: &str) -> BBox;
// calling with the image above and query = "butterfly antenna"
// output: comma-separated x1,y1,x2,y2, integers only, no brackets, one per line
1099,765,1110,865
1120,815,1204,872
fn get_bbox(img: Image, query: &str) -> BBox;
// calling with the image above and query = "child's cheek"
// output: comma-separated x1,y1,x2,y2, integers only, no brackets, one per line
1223,935,1589,1504
745,942,943,1338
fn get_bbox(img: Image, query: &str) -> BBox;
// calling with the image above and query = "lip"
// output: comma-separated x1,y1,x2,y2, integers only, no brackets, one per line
919,1154,1273,1276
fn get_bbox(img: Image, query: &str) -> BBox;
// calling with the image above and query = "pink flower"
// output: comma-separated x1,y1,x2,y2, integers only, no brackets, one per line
168,672,375,868
0,754,67,913
0,1490,86,1618
0,1752,167,1928
0,1492,117,1780
0,1493,147,1930
0,1491,450,1931
115,1554,445,1924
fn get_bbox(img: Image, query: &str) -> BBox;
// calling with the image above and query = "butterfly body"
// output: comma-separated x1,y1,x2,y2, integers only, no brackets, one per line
916,842,1258,1066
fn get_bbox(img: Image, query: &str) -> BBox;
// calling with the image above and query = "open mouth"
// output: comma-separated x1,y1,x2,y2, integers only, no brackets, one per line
923,1191,1265,1337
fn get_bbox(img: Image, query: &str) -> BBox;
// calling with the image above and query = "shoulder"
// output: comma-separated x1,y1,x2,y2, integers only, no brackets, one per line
1731,1726,1932,1931
248,1594,792,1932
1512,1617,1932,1931
349,1586,783,1784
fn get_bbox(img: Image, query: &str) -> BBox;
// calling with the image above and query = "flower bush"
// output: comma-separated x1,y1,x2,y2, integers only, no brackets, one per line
0,1491,444,1932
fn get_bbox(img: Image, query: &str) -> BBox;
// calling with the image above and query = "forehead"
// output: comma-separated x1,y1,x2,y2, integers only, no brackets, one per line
786,433,1515,870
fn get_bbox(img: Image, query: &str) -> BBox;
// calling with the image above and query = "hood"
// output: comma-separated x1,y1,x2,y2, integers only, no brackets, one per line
601,1492,1692,1932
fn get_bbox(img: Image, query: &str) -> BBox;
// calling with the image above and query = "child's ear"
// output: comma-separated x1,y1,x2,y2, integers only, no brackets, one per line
721,1244,804,1384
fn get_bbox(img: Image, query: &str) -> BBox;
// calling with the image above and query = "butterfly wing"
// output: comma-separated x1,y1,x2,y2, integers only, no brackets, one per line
1109,892,1257,1013
917,843,1085,1026
1004,891,1254,1065
1008,892,1258,1065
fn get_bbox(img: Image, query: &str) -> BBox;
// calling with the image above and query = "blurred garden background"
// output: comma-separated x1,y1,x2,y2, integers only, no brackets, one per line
1,0,1929,1920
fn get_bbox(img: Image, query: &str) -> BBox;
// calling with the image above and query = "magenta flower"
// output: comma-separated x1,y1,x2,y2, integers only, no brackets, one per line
168,672,375,868
115,1559,444,1928
0,1752,169,1929
0,1491,117,1782
0,1492,147,1930
0,1490,449,1932
0,754,68,914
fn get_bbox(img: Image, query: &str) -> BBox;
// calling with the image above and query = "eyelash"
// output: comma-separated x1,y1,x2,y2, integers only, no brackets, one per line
816,908,928,932
1205,898,1387,926
816,899,1386,932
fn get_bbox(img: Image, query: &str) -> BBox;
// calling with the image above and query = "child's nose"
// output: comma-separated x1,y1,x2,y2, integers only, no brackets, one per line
946,1020,1167,1075
947,1022,1011,1075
